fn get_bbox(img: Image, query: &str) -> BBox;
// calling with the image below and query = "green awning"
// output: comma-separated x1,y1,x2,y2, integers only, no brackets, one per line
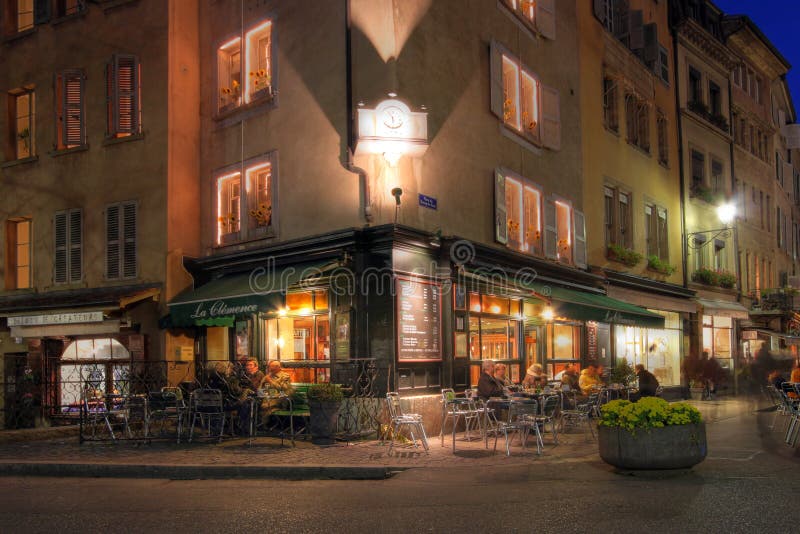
167,261,334,328
531,284,665,328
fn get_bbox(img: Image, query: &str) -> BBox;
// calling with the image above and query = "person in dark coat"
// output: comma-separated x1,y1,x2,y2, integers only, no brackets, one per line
635,364,660,397
477,361,505,399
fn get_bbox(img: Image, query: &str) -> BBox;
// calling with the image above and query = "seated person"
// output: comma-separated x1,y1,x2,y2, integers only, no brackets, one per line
477,360,505,399
768,370,786,390
205,361,245,434
558,363,580,392
635,364,659,397
522,363,548,388
260,360,295,416
493,363,514,387
578,364,603,395
240,357,266,393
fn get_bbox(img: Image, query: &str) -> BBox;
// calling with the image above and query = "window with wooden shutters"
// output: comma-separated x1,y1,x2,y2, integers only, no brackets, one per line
499,170,543,256
489,42,551,147
56,69,85,150
106,201,136,279
107,54,140,138
15,0,34,32
214,153,277,246
54,209,82,284
555,200,572,264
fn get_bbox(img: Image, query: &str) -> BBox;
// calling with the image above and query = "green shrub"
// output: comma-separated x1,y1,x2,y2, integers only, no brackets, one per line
609,360,636,386
692,267,719,286
307,383,344,402
717,270,736,289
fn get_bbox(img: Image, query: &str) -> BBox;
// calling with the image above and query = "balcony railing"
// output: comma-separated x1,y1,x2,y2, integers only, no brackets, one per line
751,288,800,311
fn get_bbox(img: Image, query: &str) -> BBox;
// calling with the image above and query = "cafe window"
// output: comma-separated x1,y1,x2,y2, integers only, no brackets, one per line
544,322,580,379
467,291,522,385
59,338,131,412
264,290,330,383
614,311,682,387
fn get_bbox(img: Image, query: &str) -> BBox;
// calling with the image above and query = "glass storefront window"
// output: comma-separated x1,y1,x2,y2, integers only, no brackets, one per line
703,314,732,371
59,338,131,412
614,311,682,386
543,322,581,379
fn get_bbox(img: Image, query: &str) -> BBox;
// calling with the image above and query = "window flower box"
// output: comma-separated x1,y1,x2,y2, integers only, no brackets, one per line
607,244,643,267
647,255,676,276
691,267,719,286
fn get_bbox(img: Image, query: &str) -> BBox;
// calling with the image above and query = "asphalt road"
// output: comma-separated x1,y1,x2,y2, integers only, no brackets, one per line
0,399,796,533
0,455,796,533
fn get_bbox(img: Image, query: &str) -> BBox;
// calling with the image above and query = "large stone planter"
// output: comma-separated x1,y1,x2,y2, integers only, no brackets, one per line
308,400,342,445
598,423,707,470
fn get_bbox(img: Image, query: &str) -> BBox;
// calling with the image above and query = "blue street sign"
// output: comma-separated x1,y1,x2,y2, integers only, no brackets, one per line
418,194,438,210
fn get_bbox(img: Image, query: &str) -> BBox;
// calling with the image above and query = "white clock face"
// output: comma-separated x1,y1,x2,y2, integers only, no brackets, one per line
382,106,405,129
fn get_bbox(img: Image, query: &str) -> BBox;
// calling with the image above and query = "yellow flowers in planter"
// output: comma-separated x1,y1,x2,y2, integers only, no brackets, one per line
599,397,702,433
249,69,271,91
249,203,272,227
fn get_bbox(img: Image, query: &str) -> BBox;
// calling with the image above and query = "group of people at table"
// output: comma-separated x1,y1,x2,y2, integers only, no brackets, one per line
476,360,660,403
205,357,294,435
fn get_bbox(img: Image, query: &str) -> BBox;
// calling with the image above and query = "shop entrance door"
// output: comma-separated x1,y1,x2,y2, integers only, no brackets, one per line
3,353,35,429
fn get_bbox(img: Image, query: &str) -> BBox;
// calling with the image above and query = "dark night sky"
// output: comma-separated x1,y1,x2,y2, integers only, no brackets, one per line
713,0,800,116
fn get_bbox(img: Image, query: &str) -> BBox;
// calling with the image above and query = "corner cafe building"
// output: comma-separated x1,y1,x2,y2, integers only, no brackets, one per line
165,224,666,402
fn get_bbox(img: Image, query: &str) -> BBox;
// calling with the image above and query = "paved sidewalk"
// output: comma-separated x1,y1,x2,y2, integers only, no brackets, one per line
0,397,785,479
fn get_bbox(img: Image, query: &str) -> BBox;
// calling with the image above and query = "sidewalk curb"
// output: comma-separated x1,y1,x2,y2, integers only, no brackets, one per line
0,462,405,480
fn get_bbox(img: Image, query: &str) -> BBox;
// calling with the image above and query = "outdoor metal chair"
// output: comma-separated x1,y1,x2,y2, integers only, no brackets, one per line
533,394,561,445
777,386,800,446
439,388,481,451
188,388,226,442
493,400,542,456
147,387,187,443
559,397,596,441
386,392,429,455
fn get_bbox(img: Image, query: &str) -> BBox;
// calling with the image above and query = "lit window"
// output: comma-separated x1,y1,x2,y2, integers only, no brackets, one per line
9,88,34,159
502,54,541,141
215,155,276,245
555,200,572,263
16,0,33,32
245,20,273,102
504,174,542,255
6,217,32,290
218,19,274,113
216,172,242,243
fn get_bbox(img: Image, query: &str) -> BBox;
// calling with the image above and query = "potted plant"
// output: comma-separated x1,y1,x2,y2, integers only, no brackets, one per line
646,255,676,276
682,352,706,400
306,382,344,445
598,398,706,470
609,359,636,386
607,243,643,267
717,270,736,289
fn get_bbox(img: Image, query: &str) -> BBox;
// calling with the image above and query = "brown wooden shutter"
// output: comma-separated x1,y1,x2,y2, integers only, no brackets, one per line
544,198,557,259
69,209,82,282
106,204,120,279
535,0,556,40
489,41,504,119
494,170,508,245
629,10,644,50
54,212,68,284
573,209,587,269
643,23,658,63
122,202,137,278
541,84,561,150
63,70,84,147
114,54,140,135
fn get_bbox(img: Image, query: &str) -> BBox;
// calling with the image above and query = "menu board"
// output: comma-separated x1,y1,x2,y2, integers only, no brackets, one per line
396,278,441,361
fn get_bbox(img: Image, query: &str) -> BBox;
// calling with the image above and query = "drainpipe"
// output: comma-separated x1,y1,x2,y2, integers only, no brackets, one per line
672,25,688,290
342,0,373,223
